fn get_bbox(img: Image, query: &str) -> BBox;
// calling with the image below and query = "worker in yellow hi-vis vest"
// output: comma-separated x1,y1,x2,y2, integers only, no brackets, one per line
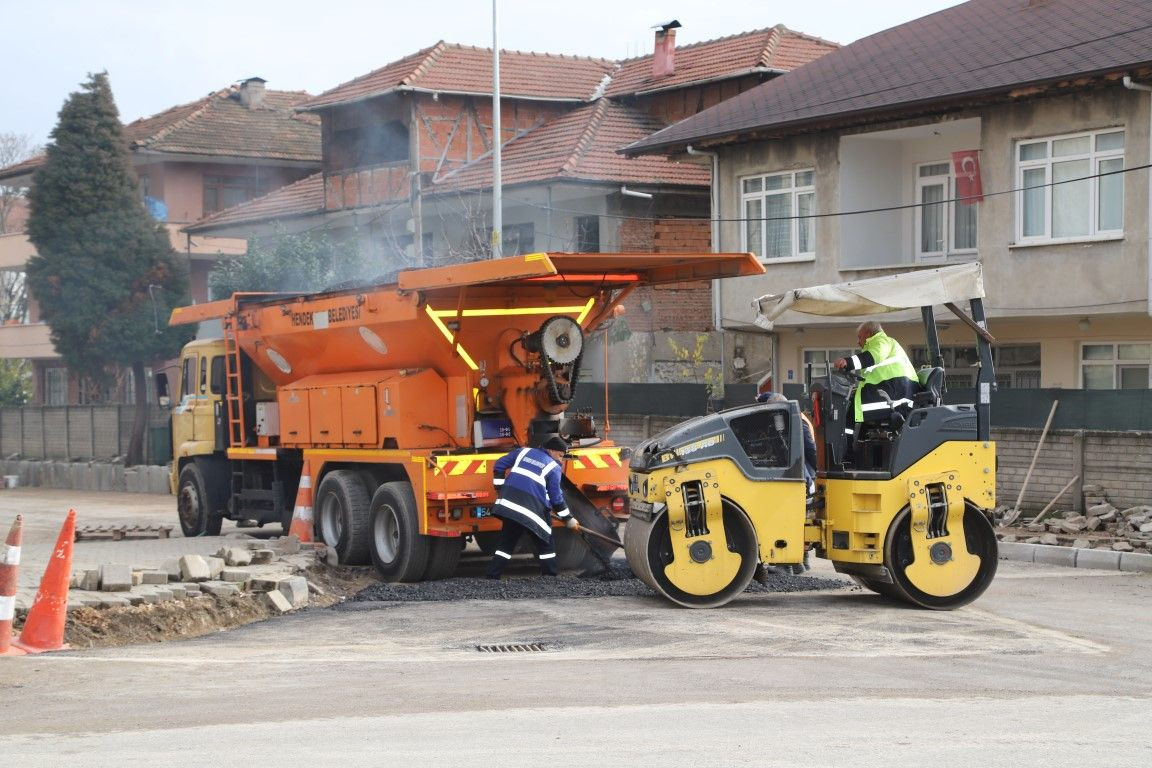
834,320,919,463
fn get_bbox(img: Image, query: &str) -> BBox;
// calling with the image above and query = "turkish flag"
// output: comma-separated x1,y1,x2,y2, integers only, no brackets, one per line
952,150,983,204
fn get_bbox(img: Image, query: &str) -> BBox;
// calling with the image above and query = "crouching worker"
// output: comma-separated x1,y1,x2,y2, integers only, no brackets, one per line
486,436,579,579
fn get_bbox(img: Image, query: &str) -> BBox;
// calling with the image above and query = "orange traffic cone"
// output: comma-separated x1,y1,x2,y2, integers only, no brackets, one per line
1,515,25,656
14,509,75,654
288,460,314,543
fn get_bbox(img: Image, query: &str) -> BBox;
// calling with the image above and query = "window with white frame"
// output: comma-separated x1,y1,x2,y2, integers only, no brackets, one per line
1016,129,1124,242
1081,342,1150,389
916,162,978,259
741,170,815,261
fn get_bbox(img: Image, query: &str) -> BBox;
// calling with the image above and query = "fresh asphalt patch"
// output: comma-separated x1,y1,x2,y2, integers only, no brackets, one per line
342,561,851,606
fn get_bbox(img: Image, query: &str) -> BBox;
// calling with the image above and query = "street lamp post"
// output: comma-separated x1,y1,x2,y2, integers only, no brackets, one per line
491,0,503,259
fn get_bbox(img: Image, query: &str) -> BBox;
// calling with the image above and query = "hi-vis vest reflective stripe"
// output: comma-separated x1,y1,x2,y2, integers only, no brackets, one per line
853,331,918,421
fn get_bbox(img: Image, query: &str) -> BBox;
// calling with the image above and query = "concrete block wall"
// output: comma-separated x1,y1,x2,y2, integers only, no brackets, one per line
0,406,167,461
0,460,171,495
994,428,1152,512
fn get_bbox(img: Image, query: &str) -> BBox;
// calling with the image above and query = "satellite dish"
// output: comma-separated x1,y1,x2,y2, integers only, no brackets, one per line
538,316,583,364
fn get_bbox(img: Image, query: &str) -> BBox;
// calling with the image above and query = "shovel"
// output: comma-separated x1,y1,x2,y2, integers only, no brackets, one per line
554,516,621,574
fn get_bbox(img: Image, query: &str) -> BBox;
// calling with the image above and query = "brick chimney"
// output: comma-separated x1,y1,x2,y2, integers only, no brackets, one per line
239,77,267,109
651,20,681,79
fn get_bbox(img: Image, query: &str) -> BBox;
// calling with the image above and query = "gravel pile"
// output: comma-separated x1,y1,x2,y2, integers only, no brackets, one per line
343,561,850,605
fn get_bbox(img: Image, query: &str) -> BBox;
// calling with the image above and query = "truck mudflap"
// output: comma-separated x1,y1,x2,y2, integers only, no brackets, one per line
565,445,631,520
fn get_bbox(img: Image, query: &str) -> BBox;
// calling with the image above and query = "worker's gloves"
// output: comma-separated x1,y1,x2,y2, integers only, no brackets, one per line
565,517,580,531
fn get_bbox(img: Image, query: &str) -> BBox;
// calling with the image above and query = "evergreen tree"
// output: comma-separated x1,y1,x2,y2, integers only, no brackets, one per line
25,72,192,465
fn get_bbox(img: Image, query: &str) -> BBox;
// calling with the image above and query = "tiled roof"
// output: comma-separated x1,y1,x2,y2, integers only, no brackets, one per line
184,172,324,233
626,0,1152,154
0,155,41,183
0,84,321,182
299,42,617,110
125,86,321,161
432,99,709,193
606,25,838,97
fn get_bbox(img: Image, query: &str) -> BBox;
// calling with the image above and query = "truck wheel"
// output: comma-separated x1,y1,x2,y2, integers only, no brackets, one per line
369,481,430,582
422,536,462,580
316,470,372,565
177,461,226,537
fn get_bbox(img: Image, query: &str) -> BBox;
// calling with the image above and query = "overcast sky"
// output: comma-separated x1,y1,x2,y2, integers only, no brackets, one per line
5,0,964,147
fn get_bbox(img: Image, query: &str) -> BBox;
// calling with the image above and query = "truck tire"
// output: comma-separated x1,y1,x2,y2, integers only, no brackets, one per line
369,481,430,582
422,536,462,580
177,461,226,537
315,470,372,565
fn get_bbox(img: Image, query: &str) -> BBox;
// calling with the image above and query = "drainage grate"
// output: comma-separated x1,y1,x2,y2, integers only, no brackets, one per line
475,642,553,653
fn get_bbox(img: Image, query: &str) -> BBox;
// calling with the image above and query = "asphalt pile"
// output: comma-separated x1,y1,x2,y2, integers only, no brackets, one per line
344,561,849,605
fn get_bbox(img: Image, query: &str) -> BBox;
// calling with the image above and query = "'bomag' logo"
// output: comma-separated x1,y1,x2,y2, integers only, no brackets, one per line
660,433,723,463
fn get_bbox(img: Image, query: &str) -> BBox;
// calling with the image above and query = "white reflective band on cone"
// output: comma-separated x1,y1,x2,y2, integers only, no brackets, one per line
0,595,14,621
299,475,312,489
2,545,19,565
294,505,313,521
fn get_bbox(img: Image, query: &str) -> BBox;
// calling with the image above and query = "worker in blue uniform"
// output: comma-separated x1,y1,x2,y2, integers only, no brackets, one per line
485,436,579,579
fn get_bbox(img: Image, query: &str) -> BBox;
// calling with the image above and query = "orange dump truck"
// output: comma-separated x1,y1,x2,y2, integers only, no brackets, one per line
161,252,763,581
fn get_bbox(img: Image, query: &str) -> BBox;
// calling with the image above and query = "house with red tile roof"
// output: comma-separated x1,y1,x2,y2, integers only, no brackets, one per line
187,23,837,385
626,0,1152,409
0,78,321,404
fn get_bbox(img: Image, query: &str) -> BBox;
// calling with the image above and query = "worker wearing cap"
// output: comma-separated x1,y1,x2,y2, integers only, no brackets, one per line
834,320,918,459
486,436,579,579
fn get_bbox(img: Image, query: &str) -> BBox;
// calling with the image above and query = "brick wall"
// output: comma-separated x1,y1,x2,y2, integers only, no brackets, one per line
604,418,1152,513
619,217,714,333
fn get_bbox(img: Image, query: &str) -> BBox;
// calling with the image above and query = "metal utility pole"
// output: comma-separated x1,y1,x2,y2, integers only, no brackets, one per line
491,0,503,259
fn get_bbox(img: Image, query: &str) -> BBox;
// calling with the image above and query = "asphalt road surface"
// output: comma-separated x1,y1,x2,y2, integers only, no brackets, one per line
1,491,1150,766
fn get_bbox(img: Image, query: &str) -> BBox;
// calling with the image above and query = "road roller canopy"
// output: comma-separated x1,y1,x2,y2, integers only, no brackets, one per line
751,262,984,330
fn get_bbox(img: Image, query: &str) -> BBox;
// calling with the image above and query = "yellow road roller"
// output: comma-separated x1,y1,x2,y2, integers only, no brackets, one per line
624,264,999,609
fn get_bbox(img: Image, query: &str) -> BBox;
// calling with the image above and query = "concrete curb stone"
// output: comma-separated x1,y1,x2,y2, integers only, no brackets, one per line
1033,544,1077,567
1119,551,1152,573
999,540,1152,573
1074,548,1121,570
996,541,1035,563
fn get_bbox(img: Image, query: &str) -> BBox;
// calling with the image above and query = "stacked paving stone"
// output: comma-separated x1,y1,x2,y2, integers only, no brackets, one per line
64,536,323,614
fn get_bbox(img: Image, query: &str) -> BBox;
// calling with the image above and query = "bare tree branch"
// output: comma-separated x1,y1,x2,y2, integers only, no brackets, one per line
0,132,40,235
